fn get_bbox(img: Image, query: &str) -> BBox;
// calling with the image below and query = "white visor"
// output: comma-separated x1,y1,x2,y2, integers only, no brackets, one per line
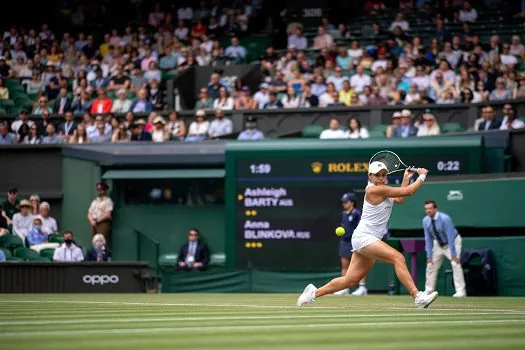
369,161,388,174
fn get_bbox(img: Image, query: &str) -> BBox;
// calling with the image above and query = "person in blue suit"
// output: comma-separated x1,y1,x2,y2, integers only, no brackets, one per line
335,193,367,296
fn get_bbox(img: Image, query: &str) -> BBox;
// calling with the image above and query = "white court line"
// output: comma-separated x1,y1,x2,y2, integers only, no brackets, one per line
3,312,523,326
1,300,524,313
0,319,524,337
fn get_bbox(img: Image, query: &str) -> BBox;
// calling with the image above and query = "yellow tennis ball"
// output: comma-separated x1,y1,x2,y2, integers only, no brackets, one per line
335,227,346,236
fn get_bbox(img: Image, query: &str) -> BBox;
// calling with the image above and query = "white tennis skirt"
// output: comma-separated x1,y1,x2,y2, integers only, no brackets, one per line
351,232,381,253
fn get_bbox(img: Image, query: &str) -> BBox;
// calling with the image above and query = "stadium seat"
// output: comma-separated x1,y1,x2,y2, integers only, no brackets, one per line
368,130,386,138
14,247,40,260
302,125,324,138
210,253,226,267
48,234,64,244
1,247,12,259
0,99,15,109
26,255,51,262
39,248,55,260
370,124,389,134
159,253,178,267
441,122,465,133
0,235,24,252
6,257,24,262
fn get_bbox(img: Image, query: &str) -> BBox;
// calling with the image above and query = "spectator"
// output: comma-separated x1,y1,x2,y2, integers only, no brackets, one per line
473,81,490,103
186,109,210,142
0,79,8,100
213,86,234,110
350,65,371,94
0,249,5,261
176,228,210,271
90,68,109,90
33,96,52,115
130,120,153,141
510,36,525,57
459,88,474,103
53,230,84,262
237,116,264,141
288,27,307,50
327,66,347,92
313,26,333,50
458,1,478,23
345,117,369,139
111,89,132,113
26,217,59,253
11,110,34,134
130,89,153,113
35,201,57,235
89,121,112,144
437,90,457,104
477,106,501,131
69,124,89,144
385,111,402,138
151,116,169,143
320,118,346,139
29,194,41,216
389,13,410,32
208,109,233,139
490,78,512,101
167,110,186,141
145,61,162,83
500,104,525,130
85,233,112,262
90,88,112,115
149,80,163,111
12,199,33,242
1,188,19,230
42,124,63,144
108,66,131,92
235,86,258,110
112,124,131,143
71,91,93,114
392,109,418,137
264,91,284,109
0,122,15,144
87,182,113,245
311,75,327,97
23,124,42,144
500,44,518,67
140,47,158,72
58,111,77,141
195,87,214,110
417,112,441,136
207,72,225,101
253,83,270,108
174,20,189,41
225,37,247,64
338,80,354,106
159,47,178,72
319,82,337,107
0,57,11,78
282,87,300,108
300,83,320,107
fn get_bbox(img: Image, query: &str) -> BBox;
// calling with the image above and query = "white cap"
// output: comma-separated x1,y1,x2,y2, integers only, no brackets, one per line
369,161,388,174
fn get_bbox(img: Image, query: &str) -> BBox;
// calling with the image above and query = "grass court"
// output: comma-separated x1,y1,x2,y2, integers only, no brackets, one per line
1,294,525,350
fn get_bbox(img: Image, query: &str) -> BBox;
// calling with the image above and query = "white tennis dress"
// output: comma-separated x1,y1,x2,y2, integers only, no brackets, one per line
351,183,395,252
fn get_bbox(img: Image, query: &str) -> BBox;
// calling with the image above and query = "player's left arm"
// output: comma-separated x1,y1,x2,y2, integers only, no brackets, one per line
394,168,415,204
444,215,458,258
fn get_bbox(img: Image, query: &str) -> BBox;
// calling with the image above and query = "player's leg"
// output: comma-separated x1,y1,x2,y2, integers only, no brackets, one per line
334,256,352,295
315,252,375,298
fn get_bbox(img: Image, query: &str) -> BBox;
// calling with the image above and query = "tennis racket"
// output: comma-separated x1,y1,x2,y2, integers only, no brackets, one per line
369,150,418,174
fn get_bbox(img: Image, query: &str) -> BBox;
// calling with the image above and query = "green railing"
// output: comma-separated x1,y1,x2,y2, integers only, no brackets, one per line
135,229,160,285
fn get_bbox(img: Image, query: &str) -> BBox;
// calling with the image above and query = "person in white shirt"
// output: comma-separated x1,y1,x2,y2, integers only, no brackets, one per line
208,109,233,138
10,110,34,134
326,66,347,92
186,109,210,142
320,118,347,139
500,105,525,130
350,65,372,94
253,83,270,109
417,112,441,137
282,87,301,108
151,116,169,142
500,44,518,67
53,231,84,262
36,201,58,235
510,36,525,57
111,89,132,113
12,199,33,242
345,117,369,139
312,26,333,50
458,1,477,23
389,13,410,32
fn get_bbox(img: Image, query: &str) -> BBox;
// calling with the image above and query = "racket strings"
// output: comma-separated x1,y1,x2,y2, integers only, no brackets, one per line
370,152,402,173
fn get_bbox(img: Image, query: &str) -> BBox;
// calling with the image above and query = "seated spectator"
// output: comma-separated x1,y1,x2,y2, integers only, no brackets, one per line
12,199,33,242
145,61,162,83
264,91,284,109
235,86,258,110
473,81,490,103
11,110,34,135
111,89,132,113
437,90,457,104
177,228,210,271
288,27,307,50
500,104,525,130
57,112,77,142
385,111,402,138
458,1,478,23
26,217,59,253
23,124,42,144
108,66,131,92
345,117,369,139
149,80,163,110
28,194,40,216
510,36,525,57
477,106,501,131
90,88,112,115
159,47,178,72
327,66,347,92
151,116,169,143
224,36,247,64
320,118,346,139
26,71,45,95
299,83,319,107
70,124,89,144
500,44,518,68
350,65,371,94
130,89,153,113
392,109,418,138
140,47,158,73
389,13,410,32
90,68,109,90
36,201,57,235
459,88,474,104
195,87,214,110
52,87,72,114
338,80,354,107
130,120,152,141
0,121,17,144
53,230,84,262
42,124,63,144
0,79,8,99
319,82,337,107
213,86,234,110
253,83,270,108
0,249,5,261
311,75,327,97
89,120,112,144
186,109,210,142
72,91,93,114
237,116,264,141
112,124,131,143
85,233,112,262
417,112,441,137
167,111,186,140
490,78,512,101
313,26,333,50
208,109,233,139
33,96,52,115
282,87,300,108
174,20,189,41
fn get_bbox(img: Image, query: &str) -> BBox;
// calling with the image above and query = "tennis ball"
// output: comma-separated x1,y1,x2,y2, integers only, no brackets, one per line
335,227,346,236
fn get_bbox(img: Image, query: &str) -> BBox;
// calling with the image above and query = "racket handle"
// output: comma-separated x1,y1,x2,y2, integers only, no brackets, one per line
408,167,418,173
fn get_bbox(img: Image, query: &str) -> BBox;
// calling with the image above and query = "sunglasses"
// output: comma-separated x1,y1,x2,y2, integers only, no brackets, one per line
423,119,434,122
189,233,198,236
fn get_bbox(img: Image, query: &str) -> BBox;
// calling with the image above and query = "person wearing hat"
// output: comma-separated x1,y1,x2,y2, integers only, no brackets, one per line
151,116,170,142
298,162,439,309
10,109,34,134
417,111,441,136
392,109,418,138
186,109,210,142
87,182,114,246
130,119,153,141
12,199,34,242
334,193,368,296
237,116,264,141
111,89,132,113
1,187,20,233
253,83,270,108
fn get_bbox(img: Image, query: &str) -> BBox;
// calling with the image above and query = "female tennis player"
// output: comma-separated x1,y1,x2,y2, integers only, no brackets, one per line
297,160,439,308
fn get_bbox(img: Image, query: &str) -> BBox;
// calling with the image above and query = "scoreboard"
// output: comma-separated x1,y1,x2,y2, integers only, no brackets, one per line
225,136,483,269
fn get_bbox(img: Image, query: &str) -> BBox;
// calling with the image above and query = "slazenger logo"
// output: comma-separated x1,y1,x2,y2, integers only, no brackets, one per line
447,190,464,201
82,275,119,285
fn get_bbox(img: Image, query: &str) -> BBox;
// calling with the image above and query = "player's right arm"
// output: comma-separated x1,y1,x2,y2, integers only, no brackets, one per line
370,168,428,198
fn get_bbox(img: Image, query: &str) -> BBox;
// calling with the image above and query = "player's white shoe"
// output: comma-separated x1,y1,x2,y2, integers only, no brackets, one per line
297,284,317,307
351,286,368,296
453,292,467,298
415,291,438,309
334,288,349,296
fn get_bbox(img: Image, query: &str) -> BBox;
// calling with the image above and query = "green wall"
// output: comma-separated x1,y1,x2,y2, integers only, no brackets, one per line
111,205,225,261
61,157,101,248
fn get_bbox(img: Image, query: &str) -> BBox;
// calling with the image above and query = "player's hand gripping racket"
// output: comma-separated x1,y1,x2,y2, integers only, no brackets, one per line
369,150,418,174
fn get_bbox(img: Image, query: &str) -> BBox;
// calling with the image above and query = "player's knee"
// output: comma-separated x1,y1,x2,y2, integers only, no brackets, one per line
392,252,405,266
